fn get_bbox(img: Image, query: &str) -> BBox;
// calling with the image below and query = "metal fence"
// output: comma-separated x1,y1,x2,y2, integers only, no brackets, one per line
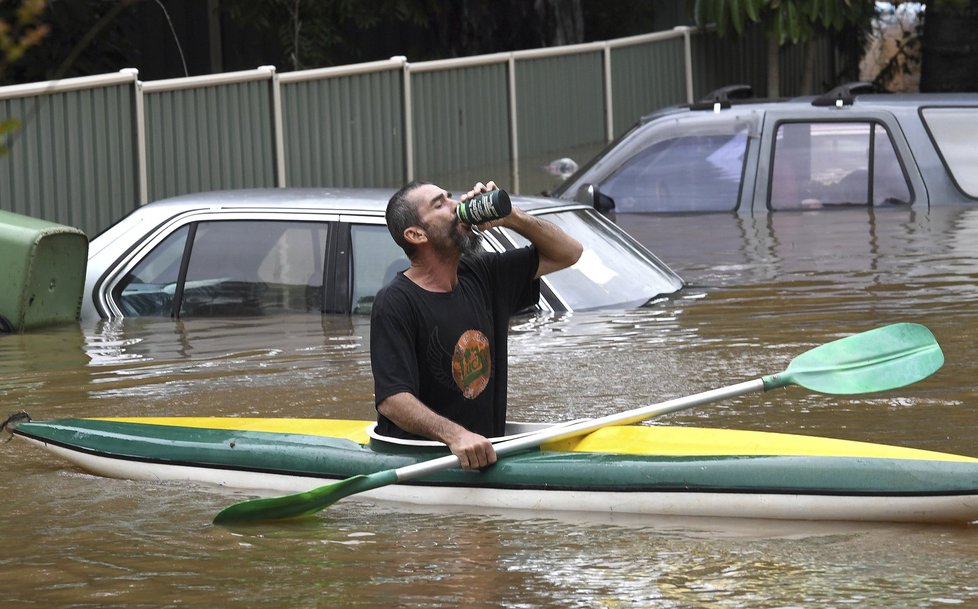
0,26,836,237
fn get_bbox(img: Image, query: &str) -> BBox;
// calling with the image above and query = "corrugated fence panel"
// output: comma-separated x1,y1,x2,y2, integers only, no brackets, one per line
411,62,510,191
779,35,837,95
0,83,137,236
281,69,404,188
144,79,275,201
515,51,605,195
610,37,688,137
690,25,769,100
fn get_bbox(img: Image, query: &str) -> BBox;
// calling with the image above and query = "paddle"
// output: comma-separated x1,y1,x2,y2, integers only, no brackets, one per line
212,322,943,525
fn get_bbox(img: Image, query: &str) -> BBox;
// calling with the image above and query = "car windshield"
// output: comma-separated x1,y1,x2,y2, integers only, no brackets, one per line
494,208,682,310
559,112,758,213
602,131,748,212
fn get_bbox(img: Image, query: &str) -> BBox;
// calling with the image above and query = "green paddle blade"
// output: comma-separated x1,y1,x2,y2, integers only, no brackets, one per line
762,323,943,394
213,470,397,525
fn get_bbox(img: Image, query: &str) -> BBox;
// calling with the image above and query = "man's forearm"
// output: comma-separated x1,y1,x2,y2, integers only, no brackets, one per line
503,208,583,278
377,392,497,469
377,391,466,444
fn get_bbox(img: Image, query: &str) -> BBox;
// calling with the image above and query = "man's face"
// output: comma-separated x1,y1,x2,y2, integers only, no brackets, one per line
411,184,481,257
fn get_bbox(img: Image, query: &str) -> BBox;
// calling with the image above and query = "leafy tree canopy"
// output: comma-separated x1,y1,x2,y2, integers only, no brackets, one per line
692,0,873,45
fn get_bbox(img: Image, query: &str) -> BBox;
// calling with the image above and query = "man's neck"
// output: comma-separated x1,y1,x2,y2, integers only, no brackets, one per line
404,253,460,292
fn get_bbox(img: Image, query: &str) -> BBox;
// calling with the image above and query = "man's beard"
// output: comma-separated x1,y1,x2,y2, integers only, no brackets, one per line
428,217,482,257
452,219,483,256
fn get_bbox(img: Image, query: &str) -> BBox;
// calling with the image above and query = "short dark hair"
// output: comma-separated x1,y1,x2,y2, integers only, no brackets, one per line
387,180,430,258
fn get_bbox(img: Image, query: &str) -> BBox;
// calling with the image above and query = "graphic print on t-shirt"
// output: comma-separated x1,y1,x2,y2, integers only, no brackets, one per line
452,329,491,399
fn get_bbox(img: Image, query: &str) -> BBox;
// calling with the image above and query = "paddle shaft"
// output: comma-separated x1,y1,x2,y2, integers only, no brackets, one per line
390,379,766,482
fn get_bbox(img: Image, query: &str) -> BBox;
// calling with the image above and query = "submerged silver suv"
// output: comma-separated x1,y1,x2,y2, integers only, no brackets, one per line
554,84,978,214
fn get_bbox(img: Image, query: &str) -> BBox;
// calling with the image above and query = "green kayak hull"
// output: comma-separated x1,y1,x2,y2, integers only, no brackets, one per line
11,416,978,523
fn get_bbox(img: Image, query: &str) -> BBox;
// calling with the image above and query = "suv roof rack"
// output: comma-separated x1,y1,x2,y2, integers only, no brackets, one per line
812,82,875,107
690,84,754,111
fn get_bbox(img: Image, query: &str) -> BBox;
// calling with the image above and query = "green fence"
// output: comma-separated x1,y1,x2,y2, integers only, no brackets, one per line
0,71,140,236
0,26,836,237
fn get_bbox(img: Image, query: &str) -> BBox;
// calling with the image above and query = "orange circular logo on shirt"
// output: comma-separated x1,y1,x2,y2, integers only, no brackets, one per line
452,330,491,399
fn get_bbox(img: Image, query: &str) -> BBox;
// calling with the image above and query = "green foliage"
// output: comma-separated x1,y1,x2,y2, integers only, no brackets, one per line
692,0,874,45
0,0,50,79
1,0,49,157
222,0,443,70
0,118,21,156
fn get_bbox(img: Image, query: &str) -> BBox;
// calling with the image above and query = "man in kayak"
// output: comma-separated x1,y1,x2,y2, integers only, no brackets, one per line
370,180,582,470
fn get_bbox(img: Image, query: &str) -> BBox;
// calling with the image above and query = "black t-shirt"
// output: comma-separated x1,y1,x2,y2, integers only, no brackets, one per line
370,247,540,439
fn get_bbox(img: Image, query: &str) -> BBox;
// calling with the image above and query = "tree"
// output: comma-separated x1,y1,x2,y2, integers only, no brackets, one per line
691,0,873,96
920,0,978,92
220,0,589,72
0,0,49,156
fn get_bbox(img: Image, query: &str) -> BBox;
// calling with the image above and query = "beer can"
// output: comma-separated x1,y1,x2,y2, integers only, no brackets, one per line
457,189,512,225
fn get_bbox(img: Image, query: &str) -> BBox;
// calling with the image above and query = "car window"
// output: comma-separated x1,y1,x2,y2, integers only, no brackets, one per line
179,221,328,317
114,220,329,317
113,225,189,316
601,131,748,212
496,209,682,310
770,121,911,209
350,224,409,315
920,107,978,198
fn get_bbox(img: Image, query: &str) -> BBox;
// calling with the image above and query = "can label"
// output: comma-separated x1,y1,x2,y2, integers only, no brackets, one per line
458,190,512,225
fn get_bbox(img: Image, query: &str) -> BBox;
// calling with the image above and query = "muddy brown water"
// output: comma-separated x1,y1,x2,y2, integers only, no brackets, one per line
2,205,977,608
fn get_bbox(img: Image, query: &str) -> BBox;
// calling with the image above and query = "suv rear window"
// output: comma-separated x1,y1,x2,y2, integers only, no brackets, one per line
921,107,978,198
770,121,911,209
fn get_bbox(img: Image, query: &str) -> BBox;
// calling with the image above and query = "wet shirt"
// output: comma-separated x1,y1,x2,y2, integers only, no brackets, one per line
370,247,540,439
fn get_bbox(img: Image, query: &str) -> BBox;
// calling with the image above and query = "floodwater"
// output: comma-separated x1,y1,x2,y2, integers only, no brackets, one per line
2,205,978,608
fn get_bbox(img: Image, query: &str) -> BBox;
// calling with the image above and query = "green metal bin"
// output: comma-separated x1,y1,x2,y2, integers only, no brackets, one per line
0,210,88,332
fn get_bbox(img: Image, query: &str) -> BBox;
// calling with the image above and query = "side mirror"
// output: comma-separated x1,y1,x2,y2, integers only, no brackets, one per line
575,184,616,213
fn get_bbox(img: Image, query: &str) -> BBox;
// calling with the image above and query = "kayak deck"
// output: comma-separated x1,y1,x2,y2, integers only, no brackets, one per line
91,416,977,462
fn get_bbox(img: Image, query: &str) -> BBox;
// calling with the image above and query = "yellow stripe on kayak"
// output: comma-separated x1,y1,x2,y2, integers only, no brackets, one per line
541,426,978,463
94,417,372,444
91,418,978,463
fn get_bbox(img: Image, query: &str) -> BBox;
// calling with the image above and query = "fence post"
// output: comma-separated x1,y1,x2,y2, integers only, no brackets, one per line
260,65,287,188
678,25,695,103
120,68,148,206
397,56,413,183
508,54,519,192
603,42,614,141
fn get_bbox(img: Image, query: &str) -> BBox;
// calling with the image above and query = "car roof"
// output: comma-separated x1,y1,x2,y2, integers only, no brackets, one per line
640,91,978,124
90,187,582,246
136,187,578,214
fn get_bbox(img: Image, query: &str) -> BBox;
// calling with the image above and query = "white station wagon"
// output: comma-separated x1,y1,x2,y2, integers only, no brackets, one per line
81,188,684,320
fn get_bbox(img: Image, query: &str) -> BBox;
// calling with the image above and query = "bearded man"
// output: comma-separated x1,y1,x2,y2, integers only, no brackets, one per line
370,180,582,469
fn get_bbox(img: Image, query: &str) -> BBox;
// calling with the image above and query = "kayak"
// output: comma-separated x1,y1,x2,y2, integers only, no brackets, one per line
8,415,978,524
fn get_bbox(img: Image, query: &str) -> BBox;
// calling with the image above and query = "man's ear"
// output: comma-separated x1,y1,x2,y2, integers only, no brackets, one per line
404,226,427,245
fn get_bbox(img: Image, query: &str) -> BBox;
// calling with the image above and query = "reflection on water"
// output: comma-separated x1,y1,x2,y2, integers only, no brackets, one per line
2,205,978,608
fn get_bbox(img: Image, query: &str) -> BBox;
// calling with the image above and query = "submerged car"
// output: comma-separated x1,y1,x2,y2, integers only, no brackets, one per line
81,188,683,320
553,84,978,213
